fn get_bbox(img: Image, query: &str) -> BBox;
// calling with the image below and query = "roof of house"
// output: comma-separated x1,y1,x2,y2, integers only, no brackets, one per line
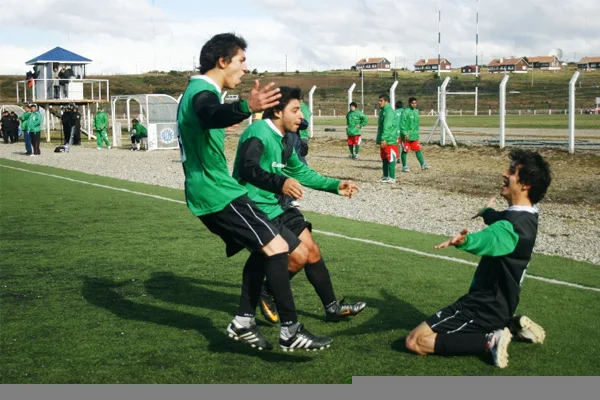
26,46,92,65
488,57,526,66
356,57,388,65
577,56,600,63
527,56,558,63
414,58,451,66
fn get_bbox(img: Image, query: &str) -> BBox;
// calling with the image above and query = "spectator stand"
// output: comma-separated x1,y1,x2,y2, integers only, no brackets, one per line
110,94,179,150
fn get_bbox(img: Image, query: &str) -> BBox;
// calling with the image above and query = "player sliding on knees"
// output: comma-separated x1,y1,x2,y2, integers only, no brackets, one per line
232,86,367,334
405,149,551,368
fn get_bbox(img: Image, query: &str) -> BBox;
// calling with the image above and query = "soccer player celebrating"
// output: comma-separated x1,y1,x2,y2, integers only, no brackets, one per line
177,33,332,352
405,149,552,368
376,94,398,183
232,86,367,328
345,101,368,159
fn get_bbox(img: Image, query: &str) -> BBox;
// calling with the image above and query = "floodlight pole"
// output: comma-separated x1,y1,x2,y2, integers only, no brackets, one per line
308,85,317,138
348,83,356,111
390,80,398,109
499,74,510,149
568,70,580,154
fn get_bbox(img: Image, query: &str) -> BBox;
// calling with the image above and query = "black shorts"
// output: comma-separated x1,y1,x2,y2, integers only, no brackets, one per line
272,207,312,249
199,195,281,258
425,301,503,334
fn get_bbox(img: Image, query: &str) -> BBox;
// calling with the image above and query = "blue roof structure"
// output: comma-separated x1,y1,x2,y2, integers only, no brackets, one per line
25,46,92,65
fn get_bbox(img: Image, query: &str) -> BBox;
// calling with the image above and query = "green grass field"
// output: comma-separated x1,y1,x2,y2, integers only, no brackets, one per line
314,114,600,130
1,158,599,383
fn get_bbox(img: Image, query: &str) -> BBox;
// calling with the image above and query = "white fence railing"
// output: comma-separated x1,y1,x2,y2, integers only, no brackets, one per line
16,78,110,103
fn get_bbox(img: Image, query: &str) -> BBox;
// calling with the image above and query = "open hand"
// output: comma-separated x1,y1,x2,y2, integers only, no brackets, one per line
380,140,387,149
435,228,469,249
338,181,359,198
247,81,281,113
472,196,497,219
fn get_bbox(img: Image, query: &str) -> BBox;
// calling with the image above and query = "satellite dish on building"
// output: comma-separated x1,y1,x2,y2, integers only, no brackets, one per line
548,48,563,60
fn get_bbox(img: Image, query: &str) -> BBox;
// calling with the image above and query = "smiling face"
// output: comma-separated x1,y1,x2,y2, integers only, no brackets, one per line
501,161,530,205
221,47,248,90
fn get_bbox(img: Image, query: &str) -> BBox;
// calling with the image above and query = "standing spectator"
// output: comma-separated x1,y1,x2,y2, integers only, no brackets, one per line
52,67,60,99
20,104,33,155
61,105,72,144
376,94,398,183
345,101,368,159
64,105,81,151
58,66,69,98
298,96,311,161
28,104,43,156
399,97,429,172
93,105,111,149
129,118,147,151
1,110,9,143
394,100,404,163
9,111,20,143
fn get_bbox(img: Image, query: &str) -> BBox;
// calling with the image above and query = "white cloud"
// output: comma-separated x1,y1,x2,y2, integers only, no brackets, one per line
0,0,598,76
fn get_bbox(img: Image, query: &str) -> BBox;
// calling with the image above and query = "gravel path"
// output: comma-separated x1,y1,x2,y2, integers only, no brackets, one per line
1,141,598,265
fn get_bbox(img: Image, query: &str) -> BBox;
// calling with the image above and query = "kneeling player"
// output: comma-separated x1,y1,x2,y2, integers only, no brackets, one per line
233,86,367,328
405,150,551,368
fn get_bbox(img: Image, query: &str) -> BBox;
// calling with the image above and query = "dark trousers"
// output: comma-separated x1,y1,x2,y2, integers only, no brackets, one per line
53,86,60,99
30,132,41,155
23,131,32,154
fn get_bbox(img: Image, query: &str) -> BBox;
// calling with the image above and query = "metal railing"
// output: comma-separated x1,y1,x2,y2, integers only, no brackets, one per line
16,78,110,103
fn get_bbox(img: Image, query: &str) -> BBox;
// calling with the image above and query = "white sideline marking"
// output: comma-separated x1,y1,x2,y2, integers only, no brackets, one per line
2,163,600,294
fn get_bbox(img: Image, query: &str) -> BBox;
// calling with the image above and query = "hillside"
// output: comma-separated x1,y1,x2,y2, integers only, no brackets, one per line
1,67,599,114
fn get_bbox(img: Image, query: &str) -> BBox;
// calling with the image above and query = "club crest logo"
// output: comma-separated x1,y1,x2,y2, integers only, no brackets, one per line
160,128,176,144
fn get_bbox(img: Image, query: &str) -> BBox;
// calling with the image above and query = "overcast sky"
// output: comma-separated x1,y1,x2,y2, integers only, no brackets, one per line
0,0,598,75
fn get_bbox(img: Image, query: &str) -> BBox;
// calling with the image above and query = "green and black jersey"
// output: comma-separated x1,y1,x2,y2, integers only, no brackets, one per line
177,75,252,216
456,205,539,326
233,119,340,220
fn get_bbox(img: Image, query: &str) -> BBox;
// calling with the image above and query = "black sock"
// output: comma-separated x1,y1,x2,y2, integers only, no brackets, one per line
237,252,265,318
434,333,489,356
304,258,337,309
264,252,297,325
264,270,299,296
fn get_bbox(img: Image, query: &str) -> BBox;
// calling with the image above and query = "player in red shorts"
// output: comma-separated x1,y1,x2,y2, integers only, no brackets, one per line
376,94,399,183
399,97,429,172
345,101,368,159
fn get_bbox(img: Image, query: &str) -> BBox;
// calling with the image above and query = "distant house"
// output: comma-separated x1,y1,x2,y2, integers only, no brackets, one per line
414,58,452,72
461,65,480,74
577,56,600,71
355,57,391,71
487,57,529,73
527,56,561,70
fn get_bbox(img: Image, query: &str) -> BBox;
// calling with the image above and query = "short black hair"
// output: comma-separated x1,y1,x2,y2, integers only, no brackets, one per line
408,97,417,104
199,33,247,74
379,94,390,102
395,100,404,109
132,118,139,123
263,86,301,119
509,149,552,204
349,101,357,108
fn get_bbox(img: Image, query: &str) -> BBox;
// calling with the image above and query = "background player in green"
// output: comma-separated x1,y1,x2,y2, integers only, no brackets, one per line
177,33,332,352
27,104,43,156
405,149,552,368
129,118,148,151
376,94,398,183
19,104,32,155
93,106,111,150
399,97,428,172
394,100,403,163
232,86,367,326
346,101,368,159
298,96,312,159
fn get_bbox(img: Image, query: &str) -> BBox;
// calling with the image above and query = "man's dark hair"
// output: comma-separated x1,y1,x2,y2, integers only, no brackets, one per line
132,118,139,124
263,86,302,119
199,33,247,74
379,94,390,102
395,100,404,109
408,97,417,104
509,149,552,204
349,101,357,108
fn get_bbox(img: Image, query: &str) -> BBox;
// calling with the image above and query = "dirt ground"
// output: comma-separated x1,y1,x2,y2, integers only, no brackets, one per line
224,130,600,209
